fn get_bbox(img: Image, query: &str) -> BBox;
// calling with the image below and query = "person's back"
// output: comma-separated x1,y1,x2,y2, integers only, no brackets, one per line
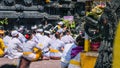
49,32,65,59
6,37,23,59
3,35,12,47
18,32,26,43
61,35,74,44
4,30,23,59
42,35,51,54
22,33,42,61
68,35,84,68
61,43,77,68
22,40,42,61
3,31,12,47
22,40,36,52
61,30,75,44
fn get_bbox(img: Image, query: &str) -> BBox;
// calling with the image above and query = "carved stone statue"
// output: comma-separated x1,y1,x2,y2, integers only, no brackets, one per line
23,0,33,6
84,0,120,68
85,0,120,68
4,0,15,6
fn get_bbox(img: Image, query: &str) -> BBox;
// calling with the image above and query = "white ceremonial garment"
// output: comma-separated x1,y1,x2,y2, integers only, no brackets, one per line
68,52,81,68
18,32,26,43
22,40,42,61
61,43,77,68
3,35,12,46
61,35,75,44
5,38,23,59
49,39,65,57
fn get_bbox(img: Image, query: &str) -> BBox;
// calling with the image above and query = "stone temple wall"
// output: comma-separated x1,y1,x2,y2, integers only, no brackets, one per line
0,0,86,30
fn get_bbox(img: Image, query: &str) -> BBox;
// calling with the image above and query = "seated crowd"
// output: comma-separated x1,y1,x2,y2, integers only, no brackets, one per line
0,21,86,68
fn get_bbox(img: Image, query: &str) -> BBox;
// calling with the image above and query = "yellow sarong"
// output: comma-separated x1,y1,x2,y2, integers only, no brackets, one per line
23,47,42,61
69,60,80,66
50,48,59,53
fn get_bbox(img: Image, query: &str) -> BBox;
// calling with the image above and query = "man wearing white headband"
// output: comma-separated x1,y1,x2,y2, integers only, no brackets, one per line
53,21,64,33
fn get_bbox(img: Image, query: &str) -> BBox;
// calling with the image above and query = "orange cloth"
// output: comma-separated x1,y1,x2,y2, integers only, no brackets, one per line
0,30,4,34
45,0,50,3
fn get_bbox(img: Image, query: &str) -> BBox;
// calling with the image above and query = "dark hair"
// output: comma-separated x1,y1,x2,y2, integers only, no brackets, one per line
44,32,50,37
99,15,108,25
91,37,101,42
65,29,70,34
31,30,36,34
76,35,84,46
55,32,60,39
5,30,10,36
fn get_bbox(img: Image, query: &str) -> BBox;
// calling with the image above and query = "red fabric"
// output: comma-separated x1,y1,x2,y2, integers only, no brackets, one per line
91,42,100,51
25,34,30,39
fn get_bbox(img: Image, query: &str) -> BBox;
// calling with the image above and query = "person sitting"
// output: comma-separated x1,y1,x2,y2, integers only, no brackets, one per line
68,35,84,68
22,32,42,61
53,21,64,33
18,32,42,68
61,35,84,68
42,30,52,60
0,30,5,57
4,30,23,59
49,32,65,60
60,43,77,68
61,30,75,44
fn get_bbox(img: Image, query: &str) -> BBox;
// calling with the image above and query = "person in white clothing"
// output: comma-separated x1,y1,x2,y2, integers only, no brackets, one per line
4,30,23,59
18,32,26,43
61,30,75,44
31,30,39,44
49,32,65,60
61,43,77,68
36,29,43,38
17,27,27,43
18,32,42,68
3,30,12,47
42,30,52,60
68,53,81,68
35,29,45,49
3,31,12,54
34,29,44,43
22,32,42,61
68,35,84,68
53,21,64,33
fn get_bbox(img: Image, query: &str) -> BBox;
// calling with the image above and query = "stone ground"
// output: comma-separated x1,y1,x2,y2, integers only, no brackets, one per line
0,58,61,68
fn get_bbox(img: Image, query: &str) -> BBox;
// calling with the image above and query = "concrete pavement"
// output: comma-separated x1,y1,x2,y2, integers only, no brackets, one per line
0,58,61,68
